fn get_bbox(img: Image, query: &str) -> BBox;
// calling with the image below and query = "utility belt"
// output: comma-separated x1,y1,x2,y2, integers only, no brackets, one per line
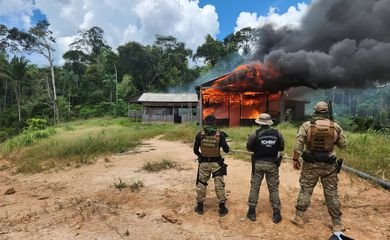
302,151,337,164
199,156,221,163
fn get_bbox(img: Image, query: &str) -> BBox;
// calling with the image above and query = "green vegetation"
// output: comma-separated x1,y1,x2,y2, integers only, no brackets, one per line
142,159,177,172
0,22,254,138
338,130,390,180
0,118,388,180
129,180,144,192
161,124,198,143
113,178,128,191
113,178,143,192
163,122,389,180
0,118,173,173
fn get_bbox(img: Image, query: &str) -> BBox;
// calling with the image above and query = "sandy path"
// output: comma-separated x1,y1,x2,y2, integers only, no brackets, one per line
0,137,389,240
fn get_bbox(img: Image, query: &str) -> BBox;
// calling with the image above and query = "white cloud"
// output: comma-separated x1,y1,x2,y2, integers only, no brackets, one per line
235,2,309,32
28,0,219,65
0,0,34,29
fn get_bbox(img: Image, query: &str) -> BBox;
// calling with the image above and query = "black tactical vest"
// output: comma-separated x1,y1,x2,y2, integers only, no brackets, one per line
252,128,280,161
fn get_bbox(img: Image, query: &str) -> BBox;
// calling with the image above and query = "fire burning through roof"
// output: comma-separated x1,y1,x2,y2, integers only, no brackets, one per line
198,62,284,127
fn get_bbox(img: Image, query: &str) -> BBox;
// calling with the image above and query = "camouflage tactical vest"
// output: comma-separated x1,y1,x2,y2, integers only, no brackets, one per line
200,130,220,158
307,119,338,152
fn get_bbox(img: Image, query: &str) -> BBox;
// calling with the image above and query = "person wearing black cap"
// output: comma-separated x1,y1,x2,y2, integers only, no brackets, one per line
193,114,230,217
246,113,285,223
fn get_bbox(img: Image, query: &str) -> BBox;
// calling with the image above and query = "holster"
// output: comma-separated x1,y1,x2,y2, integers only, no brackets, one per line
276,156,283,167
335,158,344,173
212,158,227,177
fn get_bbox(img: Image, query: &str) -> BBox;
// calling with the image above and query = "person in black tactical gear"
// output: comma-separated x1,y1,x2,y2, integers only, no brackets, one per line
193,114,230,217
246,113,285,223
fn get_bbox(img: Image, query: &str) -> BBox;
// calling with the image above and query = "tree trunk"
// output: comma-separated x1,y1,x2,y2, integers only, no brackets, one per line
3,78,7,112
14,80,21,122
114,64,118,102
48,55,58,123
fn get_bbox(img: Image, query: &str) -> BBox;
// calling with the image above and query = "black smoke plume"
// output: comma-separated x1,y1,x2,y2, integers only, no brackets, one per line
251,0,390,89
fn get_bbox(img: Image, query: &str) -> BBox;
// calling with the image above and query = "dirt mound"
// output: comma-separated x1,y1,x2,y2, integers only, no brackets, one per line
0,138,389,239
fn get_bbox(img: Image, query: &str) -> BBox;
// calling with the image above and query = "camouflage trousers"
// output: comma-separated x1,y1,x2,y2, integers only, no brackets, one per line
248,161,281,210
295,161,341,221
196,162,226,203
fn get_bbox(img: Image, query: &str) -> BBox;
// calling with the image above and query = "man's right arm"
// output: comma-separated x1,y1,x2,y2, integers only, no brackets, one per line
193,132,201,157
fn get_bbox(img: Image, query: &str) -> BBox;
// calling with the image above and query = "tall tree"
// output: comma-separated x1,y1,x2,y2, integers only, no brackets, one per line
194,34,226,66
0,56,29,122
118,42,156,91
70,26,111,63
7,20,59,122
224,27,254,56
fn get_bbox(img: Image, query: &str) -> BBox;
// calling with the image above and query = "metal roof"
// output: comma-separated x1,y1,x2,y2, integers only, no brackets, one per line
138,93,198,103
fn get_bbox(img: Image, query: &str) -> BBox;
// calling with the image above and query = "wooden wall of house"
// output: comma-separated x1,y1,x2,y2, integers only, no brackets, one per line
141,105,197,123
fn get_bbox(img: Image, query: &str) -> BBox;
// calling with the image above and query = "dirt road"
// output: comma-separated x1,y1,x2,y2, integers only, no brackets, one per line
0,138,389,240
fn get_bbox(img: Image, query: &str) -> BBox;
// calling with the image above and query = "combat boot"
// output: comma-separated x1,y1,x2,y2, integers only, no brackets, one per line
272,209,282,224
194,202,204,215
246,206,256,221
332,218,346,232
290,210,304,227
218,202,228,217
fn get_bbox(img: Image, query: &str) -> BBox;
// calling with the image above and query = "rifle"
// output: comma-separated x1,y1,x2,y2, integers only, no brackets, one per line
196,162,200,185
328,100,334,121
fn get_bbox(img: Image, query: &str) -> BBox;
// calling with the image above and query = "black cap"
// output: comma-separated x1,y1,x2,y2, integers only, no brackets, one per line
204,114,216,125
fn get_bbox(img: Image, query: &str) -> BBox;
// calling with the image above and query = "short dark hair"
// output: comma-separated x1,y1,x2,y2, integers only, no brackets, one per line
204,114,216,125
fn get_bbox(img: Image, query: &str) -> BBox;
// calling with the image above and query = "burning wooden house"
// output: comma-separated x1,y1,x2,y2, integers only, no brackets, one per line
196,62,307,127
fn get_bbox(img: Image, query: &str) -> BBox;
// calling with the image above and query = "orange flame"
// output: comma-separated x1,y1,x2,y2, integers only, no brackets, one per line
201,62,283,124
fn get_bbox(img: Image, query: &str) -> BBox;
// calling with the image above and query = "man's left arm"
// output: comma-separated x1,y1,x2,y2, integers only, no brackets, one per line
334,123,347,149
220,131,230,153
278,131,285,151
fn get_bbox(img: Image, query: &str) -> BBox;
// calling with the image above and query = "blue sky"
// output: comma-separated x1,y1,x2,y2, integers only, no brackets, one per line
199,0,308,39
0,0,309,65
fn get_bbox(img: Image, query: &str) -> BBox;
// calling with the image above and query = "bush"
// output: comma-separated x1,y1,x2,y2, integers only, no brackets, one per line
0,128,56,157
142,159,177,172
25,118,48,131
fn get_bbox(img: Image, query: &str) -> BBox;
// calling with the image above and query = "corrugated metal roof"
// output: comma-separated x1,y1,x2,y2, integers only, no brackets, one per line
138,93,198,103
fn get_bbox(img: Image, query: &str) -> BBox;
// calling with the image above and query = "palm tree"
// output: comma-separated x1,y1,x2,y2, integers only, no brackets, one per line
0,56,29,122
103,73,116,102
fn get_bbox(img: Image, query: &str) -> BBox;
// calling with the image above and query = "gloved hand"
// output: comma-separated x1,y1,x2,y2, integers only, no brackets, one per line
293,159,301,170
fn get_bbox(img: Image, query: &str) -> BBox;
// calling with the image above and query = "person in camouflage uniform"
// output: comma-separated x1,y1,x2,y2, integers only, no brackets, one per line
193,114,230,217
246,113,285,223
291,101,347,232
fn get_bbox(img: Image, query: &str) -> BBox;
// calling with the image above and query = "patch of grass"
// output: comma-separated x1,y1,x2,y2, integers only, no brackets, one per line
0,128,56,157
63,124,75,131
338,131,390,180
161,124,198,143
142,159,177,172
113,178,128,191
1,118,176,174
129,180,144,192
